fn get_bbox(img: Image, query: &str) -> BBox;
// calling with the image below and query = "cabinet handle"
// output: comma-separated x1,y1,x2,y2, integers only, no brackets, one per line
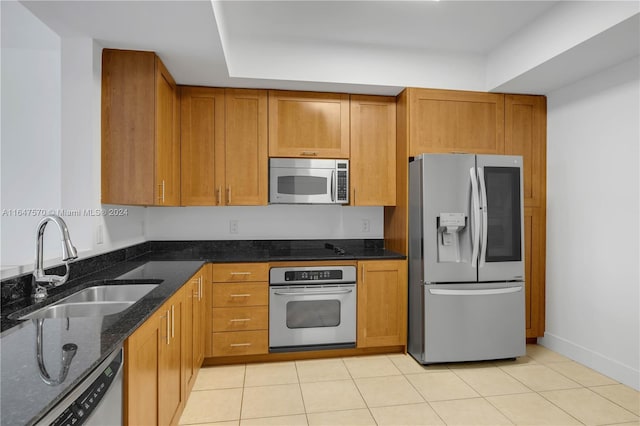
161,310,170,345
230,272,251,275
171,305,175,339
229,294,251,297
361,265,365,283
353,188,356,205
227,186,231,205
199,276,203,301
217,186,222,205
301,151,318,156
229,318,250,322
230,343,251,347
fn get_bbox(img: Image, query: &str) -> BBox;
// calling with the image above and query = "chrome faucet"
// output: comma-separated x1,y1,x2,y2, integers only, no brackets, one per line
32,215,78,302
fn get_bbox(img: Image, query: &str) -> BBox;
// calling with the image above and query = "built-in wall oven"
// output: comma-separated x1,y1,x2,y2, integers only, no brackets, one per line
269,266,356,352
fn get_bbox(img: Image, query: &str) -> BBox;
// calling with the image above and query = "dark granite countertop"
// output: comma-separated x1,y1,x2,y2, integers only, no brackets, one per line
1,260,205,426
0,239,404,425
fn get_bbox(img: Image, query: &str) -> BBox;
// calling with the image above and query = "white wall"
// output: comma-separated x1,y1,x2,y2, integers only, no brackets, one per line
1,1,62,270
0,2,146,278
146,205,383,240
542,57,640,390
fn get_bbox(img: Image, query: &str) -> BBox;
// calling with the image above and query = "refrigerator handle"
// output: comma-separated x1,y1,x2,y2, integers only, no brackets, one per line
470,167,480,268
478,167,488,267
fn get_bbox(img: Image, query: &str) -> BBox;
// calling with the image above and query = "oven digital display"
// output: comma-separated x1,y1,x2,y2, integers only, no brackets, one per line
284,270,343,281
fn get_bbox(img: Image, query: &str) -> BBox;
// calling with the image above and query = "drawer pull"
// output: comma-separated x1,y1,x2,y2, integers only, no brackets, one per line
229,294,251,297
230,272,252,275
230,343,252,347
229,318,251,322
301,151,318,156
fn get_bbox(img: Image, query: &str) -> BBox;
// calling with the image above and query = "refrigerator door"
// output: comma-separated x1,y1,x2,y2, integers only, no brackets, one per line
412,154,478,284
476,155,525,282
421,282,526,363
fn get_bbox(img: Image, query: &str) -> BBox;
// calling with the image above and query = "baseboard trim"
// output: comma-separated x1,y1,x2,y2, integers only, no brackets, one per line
540,332,639,390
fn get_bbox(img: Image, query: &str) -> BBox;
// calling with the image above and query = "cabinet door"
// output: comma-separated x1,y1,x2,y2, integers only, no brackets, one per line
183,275,196,394
269,90,350,158
357,260,408,348
180,86,225,205
350,95,396,206
124,312,159,426
101,49,156,205
225,89,268,205
525,207,546,338
505,94,547,208
408,88,505,156
158,296,184,426
155,57,180,206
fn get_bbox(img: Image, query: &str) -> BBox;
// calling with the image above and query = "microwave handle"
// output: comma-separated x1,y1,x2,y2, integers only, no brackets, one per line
331,170,335,203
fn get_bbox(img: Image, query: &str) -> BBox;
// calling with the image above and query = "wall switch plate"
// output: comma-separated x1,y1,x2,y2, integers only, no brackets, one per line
361,219,370,233
229,220,239,234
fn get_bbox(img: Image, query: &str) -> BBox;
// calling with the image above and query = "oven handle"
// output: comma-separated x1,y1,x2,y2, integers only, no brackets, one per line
273,289,353,296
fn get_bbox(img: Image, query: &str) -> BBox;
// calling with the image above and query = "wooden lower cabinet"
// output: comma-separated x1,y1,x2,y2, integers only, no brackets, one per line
125,281,201,426
124,310,159,426
357,260,408,348
525,207,546,338
209,263,269,357
184,265,209,395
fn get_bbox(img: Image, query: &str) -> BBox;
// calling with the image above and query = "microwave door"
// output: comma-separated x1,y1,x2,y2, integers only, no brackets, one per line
270,168,334,204
476,155,525,282
414,154,477,284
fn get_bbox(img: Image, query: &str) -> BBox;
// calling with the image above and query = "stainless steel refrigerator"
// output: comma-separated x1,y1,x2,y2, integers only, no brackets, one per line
408,153,526,364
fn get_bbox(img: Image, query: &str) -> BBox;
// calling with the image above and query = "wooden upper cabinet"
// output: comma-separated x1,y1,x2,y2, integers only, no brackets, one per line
180,86,225,206
408,88,505,157
102,49,180,206
225,89,268,205
350,95,396,206
268,90,350,158
505,94,547,208
180,87,268,206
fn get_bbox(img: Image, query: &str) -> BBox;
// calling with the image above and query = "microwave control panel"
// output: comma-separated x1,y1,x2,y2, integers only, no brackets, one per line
336,161,348,202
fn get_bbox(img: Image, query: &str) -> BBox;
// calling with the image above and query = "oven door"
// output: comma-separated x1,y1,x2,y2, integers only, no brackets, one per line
269,284,356,351
270,167,335,204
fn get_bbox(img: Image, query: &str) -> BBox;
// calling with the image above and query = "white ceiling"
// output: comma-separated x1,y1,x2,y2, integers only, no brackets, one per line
18,0,640,95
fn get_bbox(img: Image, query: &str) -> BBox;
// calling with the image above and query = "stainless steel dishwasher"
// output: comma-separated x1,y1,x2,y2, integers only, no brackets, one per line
35,346,123,425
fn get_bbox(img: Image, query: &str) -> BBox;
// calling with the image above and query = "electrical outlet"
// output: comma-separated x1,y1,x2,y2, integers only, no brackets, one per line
361,219,370,233
96,224,104,245
229,220,239,234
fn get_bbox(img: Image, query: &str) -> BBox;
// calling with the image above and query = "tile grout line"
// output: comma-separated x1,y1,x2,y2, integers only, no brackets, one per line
342,355,381,424
237,363,247,424
392,354,449,426
586,385,640,417
292,360,311,426
496,356,590,424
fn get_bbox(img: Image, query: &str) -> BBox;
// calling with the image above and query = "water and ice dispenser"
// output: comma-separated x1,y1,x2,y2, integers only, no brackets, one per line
437,213,466,262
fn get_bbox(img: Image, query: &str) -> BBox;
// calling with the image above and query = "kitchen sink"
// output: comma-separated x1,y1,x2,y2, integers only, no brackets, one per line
19,301,136,320
59,284,159,304
15,284,159,320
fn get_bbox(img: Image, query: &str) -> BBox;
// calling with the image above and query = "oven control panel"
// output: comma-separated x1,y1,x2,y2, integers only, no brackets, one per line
285,270,342,281
270,266,356,285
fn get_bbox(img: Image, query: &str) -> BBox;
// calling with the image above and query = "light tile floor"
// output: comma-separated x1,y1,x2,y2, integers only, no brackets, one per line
179,345,640,426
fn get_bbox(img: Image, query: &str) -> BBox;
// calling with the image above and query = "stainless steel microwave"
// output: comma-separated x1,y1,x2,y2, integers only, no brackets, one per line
269,158,349,204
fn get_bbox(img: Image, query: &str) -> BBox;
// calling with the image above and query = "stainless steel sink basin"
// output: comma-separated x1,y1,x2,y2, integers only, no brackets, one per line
60,284,159,303
16,284,158,320
19,301,136,320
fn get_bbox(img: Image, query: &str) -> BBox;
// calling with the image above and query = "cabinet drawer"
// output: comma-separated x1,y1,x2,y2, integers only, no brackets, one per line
212,283,268,307
211,331,268,356
212,263,269,282
213,306,268,332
